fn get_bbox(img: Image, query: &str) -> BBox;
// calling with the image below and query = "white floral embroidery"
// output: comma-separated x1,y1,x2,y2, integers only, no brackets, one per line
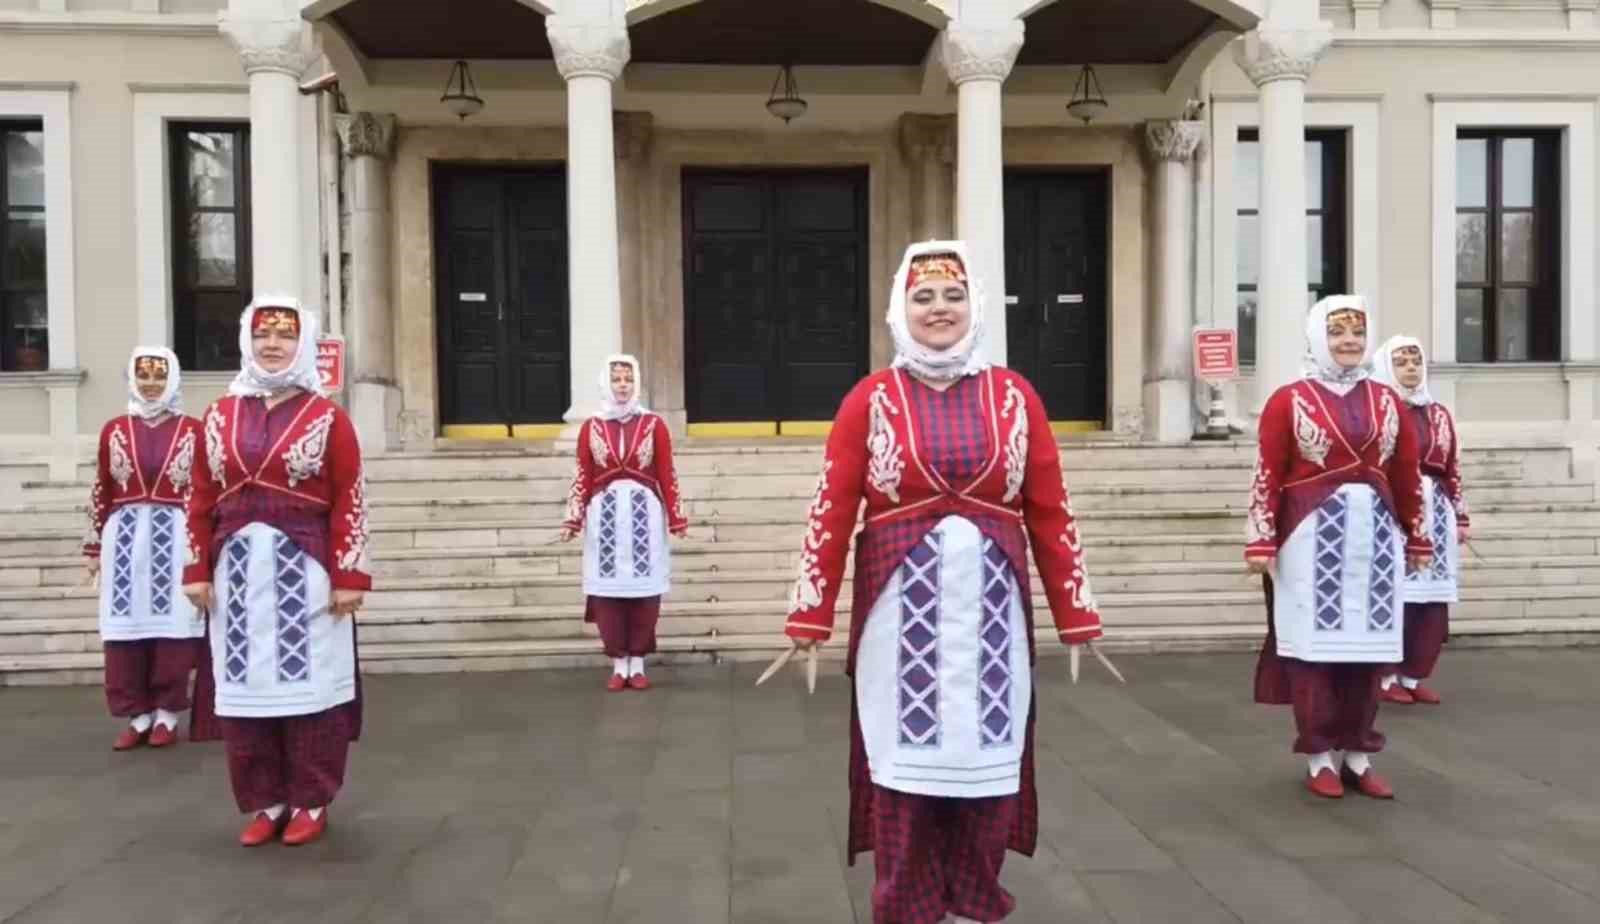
636,417,656,469
83,479,105,552
1292,390,1332,468
1430,404,1452,460
336,470,371,573
284,409,336,488
789,460,835,613
108,429,133,491
1378,390,1399,466
668,466,686,526
1001,379,1029,503
867,384,904,502
564,463,586,527
1246,457,1275,545
167,431,196,496
1056,482,1099,614
588,419,611,468
205,406,228,489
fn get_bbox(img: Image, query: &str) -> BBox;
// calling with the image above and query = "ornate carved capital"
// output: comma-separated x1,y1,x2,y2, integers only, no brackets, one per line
547,15,630,82
1232,27,1331,87
336,112,397,160
218,11,310,78
1144,119,1204,164
939,20,1024,86
897,113,956,165
613,110,654,162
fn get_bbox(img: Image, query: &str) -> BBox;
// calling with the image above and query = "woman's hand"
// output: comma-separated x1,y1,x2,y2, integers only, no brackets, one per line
1245,555,1273,575
1457,525,1471,545
558,527,578,543
183,582,213,611
330,589,364,619
1407,552,1432,572
670,525,688,539
792,636,817,652
85,558,100,581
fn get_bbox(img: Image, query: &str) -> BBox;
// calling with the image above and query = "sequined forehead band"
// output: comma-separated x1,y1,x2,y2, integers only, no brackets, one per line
134,356,169,378
252,307,301,336
906,253,968,291
1326,309,1366,327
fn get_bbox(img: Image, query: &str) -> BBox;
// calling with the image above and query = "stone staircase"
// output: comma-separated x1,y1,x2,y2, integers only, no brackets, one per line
2,439,1598,685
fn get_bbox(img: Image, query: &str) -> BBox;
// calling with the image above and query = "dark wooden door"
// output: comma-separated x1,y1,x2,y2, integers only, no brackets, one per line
1004,172,1108,423
684,171,868,424
434,167,569,430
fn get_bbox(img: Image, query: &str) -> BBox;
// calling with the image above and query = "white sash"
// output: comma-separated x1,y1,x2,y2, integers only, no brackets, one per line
582,479,670,597
98,503,203,641
1274,483,1405,663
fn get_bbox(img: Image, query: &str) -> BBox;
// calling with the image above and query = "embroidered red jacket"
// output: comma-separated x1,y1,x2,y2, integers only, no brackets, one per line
562,413,688,534
784,367,1102,647
83,414,203,558
183,395,372,591
1412,402,1470,528
1246,378,1432,561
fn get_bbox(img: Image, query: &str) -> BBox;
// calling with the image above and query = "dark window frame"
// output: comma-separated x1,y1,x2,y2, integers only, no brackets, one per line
169,120,252,371
1,119,47,372
1454,129,1562,362
1236,127,1349,366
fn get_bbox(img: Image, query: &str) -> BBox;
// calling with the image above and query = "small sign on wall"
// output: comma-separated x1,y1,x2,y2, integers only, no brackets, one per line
317,337,346,393
1193,328,1239,383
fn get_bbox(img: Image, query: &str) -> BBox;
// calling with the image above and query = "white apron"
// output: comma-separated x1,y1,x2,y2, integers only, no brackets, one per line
1274,483,1404,663
1404,475,1459,604
855,515,1032,799
98,503,204,642
210,522,355,718
582,479,670,597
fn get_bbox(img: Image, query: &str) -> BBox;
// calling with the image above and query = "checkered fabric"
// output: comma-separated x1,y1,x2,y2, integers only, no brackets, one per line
109,512,136,621
1427,479,1453,582
274,534,311,684
103,639,196,717
904,376,990,485
1283,660,1385,755
1367,504,1398,632
1312,496,1348,632
630,487,651,580
223,536,252,684
870,785,1018,924
213,393,329,569
897,531,943,748
148,506,176,619
598,492,619,579
1400,601,1449,680
978,538,1015,749
222,708,357,812
588,595,661,657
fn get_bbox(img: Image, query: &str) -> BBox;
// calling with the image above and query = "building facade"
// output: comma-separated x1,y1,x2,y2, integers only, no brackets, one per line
1,0,1597,478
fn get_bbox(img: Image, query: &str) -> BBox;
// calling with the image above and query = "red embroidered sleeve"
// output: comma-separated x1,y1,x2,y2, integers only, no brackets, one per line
1246,386,1294,561
83,421,116,559
1014,376,1102,644
563,418,596,533
785,380,870,643
1442,407,1469,527
183,403,224,585
327,409,372,592
652,420,689,534
1385,388,1433,557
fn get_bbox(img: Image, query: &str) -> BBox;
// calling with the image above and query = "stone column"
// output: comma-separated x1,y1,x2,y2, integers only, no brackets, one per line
220,0,310,302
1143,119,1204,442
897,113,956,242
1234,24,1330,404
548,14,630,425
336,112,399,452
940,20,1023,366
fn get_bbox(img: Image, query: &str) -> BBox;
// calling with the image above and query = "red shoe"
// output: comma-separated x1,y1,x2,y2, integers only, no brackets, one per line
1342,767,1395,799
281,809,327,846
1305,768,1344,799
1409,683,1442,705
113,725,147,751
627,673,651,691
147,723,178,748
238,812,286,847
1380,684,1415,705
606,674,627,692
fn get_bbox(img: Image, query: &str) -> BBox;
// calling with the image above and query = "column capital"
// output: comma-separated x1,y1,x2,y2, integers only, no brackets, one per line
897,113,956,165
1144,119,1204,164
547,14,631,82
218,10,310,78
336,112,397,160
939,20,1024,85
1232,26,1331,87
613,110,654,162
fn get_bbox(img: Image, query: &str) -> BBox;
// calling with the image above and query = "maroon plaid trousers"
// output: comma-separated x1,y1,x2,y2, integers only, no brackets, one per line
222,705,356,812
1400,601,1448,680
586,595,660,657
103,639,195,718
871,785,1018,924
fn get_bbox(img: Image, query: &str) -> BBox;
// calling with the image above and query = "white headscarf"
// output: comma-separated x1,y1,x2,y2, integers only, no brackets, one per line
887,240,991,383
228,295,326,399
1302,294,1374,396
1372,334,1434,407
598,353,646,421
125,345,182,420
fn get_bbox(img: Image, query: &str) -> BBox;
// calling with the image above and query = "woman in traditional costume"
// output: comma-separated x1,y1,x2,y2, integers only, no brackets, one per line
183,296,370,847
783,241,1102,924
1372,336,1467,706
85,347,204,750
1247,295,1431,800
561,354,688,691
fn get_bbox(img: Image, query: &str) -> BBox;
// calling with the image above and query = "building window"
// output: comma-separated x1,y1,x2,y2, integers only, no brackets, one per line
1455,130,1561,362
1235,128,1348,365
1,121,47,371
170,122,251,371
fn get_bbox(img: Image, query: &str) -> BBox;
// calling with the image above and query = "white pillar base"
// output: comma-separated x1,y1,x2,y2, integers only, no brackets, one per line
349,381,401,455
46,383,80,481
1141,380,1194,443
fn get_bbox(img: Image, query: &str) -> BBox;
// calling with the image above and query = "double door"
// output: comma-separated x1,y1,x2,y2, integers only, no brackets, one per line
434,167,569,432
1003,171,1109,424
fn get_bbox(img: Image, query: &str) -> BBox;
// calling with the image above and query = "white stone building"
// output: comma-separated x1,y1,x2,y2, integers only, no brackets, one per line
2,0,1598,474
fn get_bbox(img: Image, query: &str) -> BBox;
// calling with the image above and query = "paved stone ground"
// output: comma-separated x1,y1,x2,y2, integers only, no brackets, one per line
3,648,1599,923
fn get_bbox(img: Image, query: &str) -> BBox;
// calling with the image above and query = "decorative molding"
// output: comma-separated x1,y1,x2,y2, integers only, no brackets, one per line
613,110,654,161
0,81,75,92
0,369,85,389
336,112,397,160
125,82,248,94
1351,0,1385,30
1333,30,1600,46
546,15,631,82
1428,91,1600,101
0,12,216,36
218,12,310,78
897,112,955,164
938,20,1024,85
1144,119,1204,163
1428,0,1459,29
1233,27,1332,86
